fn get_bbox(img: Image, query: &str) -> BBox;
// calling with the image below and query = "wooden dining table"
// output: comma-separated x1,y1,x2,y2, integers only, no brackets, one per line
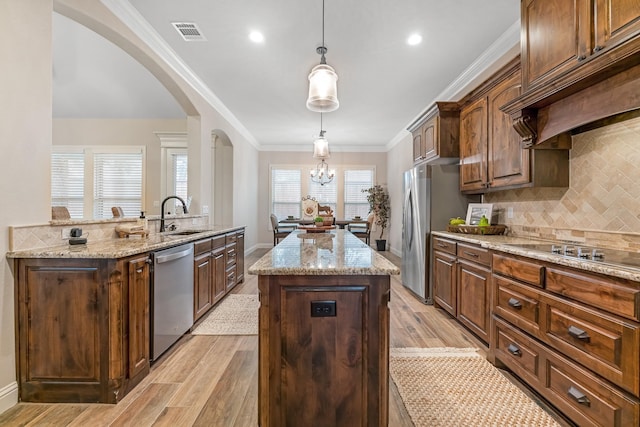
279,218,368,229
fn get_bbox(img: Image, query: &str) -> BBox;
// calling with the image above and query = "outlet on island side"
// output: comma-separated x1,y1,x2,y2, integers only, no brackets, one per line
507,207,514,219
61,228,73,239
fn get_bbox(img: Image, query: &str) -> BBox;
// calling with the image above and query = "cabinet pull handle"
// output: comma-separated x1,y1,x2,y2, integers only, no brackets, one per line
594,45,604,52
437,242,447,248
567,386,590,406
577,54,587,61
507,344,521,356
463,251,479,258
568,325,590,342
136,268,143,273
507,298,522,309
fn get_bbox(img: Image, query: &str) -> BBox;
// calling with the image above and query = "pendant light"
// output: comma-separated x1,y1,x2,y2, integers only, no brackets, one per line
310,114,335,186
306,0,339,113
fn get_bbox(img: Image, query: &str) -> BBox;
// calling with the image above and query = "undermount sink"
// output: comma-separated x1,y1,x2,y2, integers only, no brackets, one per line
164,230,204,237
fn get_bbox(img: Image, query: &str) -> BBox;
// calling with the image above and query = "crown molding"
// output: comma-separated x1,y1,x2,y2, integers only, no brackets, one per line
100,0,259,149
259,144,388,153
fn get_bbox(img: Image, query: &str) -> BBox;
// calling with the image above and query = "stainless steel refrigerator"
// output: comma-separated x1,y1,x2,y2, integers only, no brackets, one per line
402,163,479,303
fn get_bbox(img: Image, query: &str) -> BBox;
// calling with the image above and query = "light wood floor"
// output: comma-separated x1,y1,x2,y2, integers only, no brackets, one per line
0,249,570,426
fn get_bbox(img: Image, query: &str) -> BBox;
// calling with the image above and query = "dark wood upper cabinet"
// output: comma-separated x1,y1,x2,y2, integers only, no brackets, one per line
408,102,460,165
504,0,640,146
459,60,570,194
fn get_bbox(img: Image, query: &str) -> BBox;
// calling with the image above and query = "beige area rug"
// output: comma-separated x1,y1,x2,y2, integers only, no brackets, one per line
390,348,560,427
191,294,259,335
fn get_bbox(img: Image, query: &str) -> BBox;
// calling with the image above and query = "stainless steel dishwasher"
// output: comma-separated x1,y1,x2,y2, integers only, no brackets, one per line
150,242,194,361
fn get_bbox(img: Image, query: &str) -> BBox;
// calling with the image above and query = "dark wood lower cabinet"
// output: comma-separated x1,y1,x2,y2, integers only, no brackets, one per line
15,256,150,403
258,274,390,427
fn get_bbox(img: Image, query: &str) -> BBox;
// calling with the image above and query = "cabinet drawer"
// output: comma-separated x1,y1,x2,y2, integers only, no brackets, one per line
542,293,640,397
212,235,225,249
225,232,237,245
226,244,237,267
194,238,212,256
494,317,543,384
546,353,640,427
493,253,544,288
546,266,640,322
226,267,236,289
433,237,456,255
457,243,490,266
493,275,541,335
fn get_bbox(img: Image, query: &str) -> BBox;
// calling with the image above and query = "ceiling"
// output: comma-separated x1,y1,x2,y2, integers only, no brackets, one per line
53,0,520,152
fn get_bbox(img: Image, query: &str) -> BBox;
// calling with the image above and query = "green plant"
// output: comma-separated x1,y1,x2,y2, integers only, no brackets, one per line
314,216,324,223
362,185,390,240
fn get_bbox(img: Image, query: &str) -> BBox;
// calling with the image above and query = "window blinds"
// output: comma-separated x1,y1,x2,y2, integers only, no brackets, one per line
271,168,301,218
51,152,85,218
93,152,143,218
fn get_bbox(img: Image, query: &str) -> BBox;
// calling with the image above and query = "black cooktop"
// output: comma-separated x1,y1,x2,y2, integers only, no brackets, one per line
509,242,640,271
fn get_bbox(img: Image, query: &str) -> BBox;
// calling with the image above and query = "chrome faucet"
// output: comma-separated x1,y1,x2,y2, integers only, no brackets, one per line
160,196,189,232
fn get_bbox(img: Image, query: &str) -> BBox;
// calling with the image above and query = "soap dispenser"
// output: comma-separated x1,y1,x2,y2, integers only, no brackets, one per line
138,211,148,229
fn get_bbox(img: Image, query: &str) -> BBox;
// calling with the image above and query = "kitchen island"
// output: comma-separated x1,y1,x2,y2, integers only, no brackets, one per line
249,229,399,427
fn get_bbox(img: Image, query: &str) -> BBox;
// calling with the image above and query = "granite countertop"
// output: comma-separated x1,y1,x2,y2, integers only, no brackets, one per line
249,229,400,276
6,225,245,259
432,231,640,282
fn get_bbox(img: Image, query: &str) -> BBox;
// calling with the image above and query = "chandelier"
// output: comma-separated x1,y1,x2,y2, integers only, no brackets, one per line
310,114,335,186
306,0,339,113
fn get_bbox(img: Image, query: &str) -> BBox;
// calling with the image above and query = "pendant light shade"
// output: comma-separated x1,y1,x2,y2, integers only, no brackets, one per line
310,114,334,185
312,131,330,158
307,62,339,113
306,0,339,112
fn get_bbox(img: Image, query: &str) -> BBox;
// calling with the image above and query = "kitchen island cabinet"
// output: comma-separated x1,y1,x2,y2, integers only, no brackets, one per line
249,230,399,427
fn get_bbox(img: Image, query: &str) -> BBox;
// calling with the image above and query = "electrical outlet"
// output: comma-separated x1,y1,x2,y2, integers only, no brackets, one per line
192,218,198,225
507,207,514,219
61,228,72,239
202,205,209,214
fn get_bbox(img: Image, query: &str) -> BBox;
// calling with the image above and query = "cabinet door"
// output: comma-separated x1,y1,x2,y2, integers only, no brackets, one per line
194,252,213,321
412,129,424,163
488,69,531,189
422,117,438,161
127,255,150,380
459,97,488,192
595,0,640,54
212,247,226,303
521,0,592,90
433,251,457,316
457,259,491,343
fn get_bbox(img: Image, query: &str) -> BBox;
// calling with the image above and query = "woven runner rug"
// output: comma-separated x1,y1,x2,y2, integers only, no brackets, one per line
191,294,259,335
390,348,560,427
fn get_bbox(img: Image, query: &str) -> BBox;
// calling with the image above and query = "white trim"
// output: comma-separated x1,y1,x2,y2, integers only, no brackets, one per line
154,131,187,148
0,381,18,415
259,144,389,153
100,0,259,149
386,19,521,152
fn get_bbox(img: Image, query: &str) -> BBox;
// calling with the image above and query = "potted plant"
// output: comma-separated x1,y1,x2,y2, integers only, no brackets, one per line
362,185,390,251
314,216,324,227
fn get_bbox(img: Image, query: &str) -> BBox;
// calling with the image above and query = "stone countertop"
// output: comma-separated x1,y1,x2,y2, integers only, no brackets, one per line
249,229,400,276
6,225,245,259
432,231,640,282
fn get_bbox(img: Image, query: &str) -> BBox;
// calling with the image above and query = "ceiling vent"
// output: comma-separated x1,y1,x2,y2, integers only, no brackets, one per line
171,22,206,41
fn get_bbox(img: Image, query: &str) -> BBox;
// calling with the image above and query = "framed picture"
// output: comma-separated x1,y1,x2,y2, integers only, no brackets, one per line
466,203,493,226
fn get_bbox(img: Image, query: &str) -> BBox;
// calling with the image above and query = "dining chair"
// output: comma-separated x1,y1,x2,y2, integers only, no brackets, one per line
347,213,374,245
51,206,71,220
270,214,296,246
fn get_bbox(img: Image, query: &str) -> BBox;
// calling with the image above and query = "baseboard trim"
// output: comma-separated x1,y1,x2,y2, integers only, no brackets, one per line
0,381,18,415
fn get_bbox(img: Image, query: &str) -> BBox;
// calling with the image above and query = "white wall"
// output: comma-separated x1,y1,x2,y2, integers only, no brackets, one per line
0,0,53,412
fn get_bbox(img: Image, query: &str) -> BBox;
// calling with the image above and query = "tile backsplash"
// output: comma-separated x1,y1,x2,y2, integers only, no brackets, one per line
485,115,640,251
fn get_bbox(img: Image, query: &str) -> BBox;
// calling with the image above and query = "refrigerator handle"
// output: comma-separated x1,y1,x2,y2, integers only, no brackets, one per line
404,189,413,251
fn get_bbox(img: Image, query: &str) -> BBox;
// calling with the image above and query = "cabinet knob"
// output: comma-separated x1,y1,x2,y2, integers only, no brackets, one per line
577,54,587,61
594,45,604,52
507,298,522,309
567,386,591,406
507,343,521,356
568,325,590,342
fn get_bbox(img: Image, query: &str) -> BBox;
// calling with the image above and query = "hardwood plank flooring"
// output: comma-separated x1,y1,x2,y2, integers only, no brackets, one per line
0,248,570,426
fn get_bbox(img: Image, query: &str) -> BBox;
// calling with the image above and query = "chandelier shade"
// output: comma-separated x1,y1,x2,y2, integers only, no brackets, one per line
312,132,330,158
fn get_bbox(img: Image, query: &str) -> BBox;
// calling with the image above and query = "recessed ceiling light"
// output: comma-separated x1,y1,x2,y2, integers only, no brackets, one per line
249,31,264,43
407,34,422,46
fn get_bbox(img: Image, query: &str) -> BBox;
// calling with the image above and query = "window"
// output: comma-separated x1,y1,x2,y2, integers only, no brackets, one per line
52,146,145,219
271,168,301,219
93,152,143,218
167,149,188,201
309,179,337,215
270,164,376,221
51,152,85,218
344,169,374,219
